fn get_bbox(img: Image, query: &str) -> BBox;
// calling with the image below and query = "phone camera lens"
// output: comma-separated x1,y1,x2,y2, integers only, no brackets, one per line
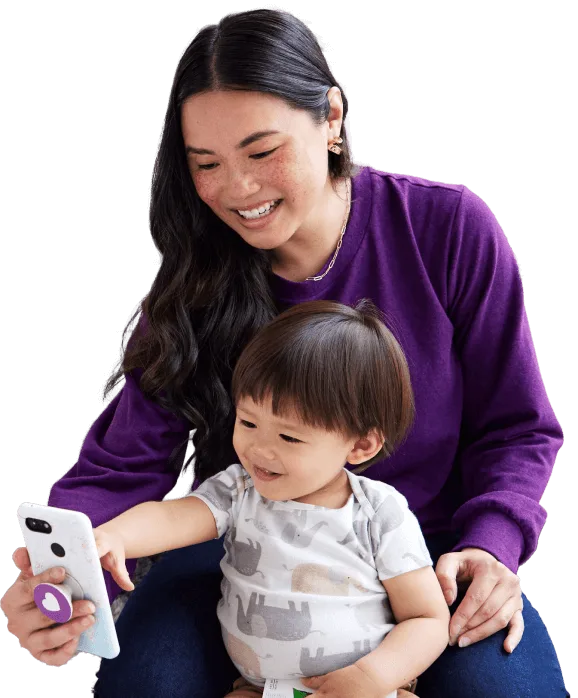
25,517,52,534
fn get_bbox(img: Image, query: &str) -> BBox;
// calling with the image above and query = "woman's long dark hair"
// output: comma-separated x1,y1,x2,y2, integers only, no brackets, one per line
103,9,357,483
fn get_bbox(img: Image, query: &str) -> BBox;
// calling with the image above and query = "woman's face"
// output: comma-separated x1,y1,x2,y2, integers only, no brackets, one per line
181,89,340,251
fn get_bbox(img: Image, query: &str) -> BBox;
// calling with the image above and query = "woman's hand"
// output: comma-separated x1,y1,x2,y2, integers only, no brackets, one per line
435,547,524,652
94,526,134,592
1,547,96,666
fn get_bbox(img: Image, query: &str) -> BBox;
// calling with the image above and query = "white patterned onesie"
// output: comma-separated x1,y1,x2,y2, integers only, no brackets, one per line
190,463,433,694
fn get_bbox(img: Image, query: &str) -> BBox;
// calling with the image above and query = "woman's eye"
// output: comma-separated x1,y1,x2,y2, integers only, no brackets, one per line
251,148,277,160
197,148,277,171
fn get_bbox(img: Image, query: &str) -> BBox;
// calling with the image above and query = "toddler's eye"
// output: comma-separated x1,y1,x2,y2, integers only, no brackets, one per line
280,434,302,444
239,419,256,429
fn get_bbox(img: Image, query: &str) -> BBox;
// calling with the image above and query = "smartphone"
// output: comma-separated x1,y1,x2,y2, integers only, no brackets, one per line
17,502,120,659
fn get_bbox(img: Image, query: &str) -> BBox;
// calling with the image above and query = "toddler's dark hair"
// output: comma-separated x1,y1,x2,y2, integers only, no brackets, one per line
231,299,414,471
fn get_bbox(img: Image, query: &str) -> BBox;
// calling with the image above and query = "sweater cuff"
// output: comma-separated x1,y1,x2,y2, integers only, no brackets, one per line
451,510,525,573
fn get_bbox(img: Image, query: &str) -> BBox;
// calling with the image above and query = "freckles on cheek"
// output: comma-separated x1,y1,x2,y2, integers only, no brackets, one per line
191,172,219,205
268,152,301,195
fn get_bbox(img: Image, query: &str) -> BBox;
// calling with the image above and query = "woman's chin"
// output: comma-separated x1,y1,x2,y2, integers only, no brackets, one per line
237,229,294,251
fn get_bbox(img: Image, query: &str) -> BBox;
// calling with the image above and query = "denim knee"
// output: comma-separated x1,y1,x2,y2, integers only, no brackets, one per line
417,594,569,698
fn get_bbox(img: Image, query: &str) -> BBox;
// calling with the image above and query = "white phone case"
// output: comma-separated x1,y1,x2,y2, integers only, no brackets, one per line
17,502,120,659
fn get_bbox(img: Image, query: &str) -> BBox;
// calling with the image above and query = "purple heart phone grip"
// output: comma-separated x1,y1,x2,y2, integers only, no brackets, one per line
34,582,74,624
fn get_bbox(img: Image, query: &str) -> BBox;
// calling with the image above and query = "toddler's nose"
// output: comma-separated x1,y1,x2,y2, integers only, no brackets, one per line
249,446,277,467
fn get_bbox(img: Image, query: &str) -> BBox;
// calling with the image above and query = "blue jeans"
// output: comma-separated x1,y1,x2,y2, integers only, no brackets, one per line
93,533,569,697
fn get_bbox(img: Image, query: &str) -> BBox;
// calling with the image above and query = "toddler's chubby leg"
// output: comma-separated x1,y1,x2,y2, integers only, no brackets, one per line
223,676,264,697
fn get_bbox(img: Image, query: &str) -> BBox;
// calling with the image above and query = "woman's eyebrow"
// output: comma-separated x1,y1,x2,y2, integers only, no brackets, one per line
186,130,281,156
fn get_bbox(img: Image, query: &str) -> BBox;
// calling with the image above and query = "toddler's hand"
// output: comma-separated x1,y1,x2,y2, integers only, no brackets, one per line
302,664,386,698
93,527,134,592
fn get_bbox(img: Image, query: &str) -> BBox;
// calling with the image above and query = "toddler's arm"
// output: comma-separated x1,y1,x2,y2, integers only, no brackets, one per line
355,566,450,693
99,496,218,557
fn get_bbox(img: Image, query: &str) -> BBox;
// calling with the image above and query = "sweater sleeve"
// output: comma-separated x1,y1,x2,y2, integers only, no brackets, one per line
47,368,191,603
446,186,563,573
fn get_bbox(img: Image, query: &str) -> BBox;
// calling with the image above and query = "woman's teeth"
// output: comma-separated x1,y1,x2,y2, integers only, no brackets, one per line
237,199,281,219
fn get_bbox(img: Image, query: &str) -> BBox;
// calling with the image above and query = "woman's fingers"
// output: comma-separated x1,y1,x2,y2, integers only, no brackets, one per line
434,553,461,606
29,613,95,655
456,579,519,636
436,547,524,648
504,609,525,653
35,612,101,667
454,596,524,650
12,547,32,577
2,553,97,667
21,566,67,613
448,571,498,644
19,598,96,631
37,636,80,667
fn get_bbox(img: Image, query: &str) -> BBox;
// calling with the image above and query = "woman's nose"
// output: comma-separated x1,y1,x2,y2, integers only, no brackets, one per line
226,170,260,199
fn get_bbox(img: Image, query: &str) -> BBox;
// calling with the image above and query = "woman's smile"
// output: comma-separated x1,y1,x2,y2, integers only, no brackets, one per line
232,198,284,229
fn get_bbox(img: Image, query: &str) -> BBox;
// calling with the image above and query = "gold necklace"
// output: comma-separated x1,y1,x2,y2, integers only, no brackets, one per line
305,177,351,282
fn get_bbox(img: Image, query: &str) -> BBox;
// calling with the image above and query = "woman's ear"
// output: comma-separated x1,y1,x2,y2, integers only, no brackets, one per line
326,86,345,135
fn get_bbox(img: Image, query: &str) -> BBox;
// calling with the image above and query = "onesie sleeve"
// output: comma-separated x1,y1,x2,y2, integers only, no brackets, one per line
371,490,433,581
188,463,246,537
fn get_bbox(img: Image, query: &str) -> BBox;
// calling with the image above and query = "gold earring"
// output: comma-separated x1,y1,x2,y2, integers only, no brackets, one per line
329,136,343,155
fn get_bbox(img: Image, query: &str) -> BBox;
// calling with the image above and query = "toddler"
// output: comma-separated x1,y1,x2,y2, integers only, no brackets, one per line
95,299,449,697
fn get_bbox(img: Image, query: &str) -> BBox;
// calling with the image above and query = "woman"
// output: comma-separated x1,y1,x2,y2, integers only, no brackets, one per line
2,8,568,697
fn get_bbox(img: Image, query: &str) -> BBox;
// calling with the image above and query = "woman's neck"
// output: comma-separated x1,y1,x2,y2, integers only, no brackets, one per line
271,176,350,282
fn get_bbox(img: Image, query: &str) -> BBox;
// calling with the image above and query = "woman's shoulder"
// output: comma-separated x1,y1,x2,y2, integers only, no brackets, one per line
363,164,464,205
363,164,498,232
360,165,505,296
365,165,464,194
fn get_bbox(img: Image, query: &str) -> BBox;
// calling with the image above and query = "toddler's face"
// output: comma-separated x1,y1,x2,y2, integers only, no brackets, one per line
232,394,360,503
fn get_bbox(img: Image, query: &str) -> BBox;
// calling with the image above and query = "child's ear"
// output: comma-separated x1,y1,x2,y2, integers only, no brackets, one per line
347,429,384,465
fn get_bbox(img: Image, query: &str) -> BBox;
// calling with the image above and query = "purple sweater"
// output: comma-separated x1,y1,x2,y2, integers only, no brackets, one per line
48,165,563,604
